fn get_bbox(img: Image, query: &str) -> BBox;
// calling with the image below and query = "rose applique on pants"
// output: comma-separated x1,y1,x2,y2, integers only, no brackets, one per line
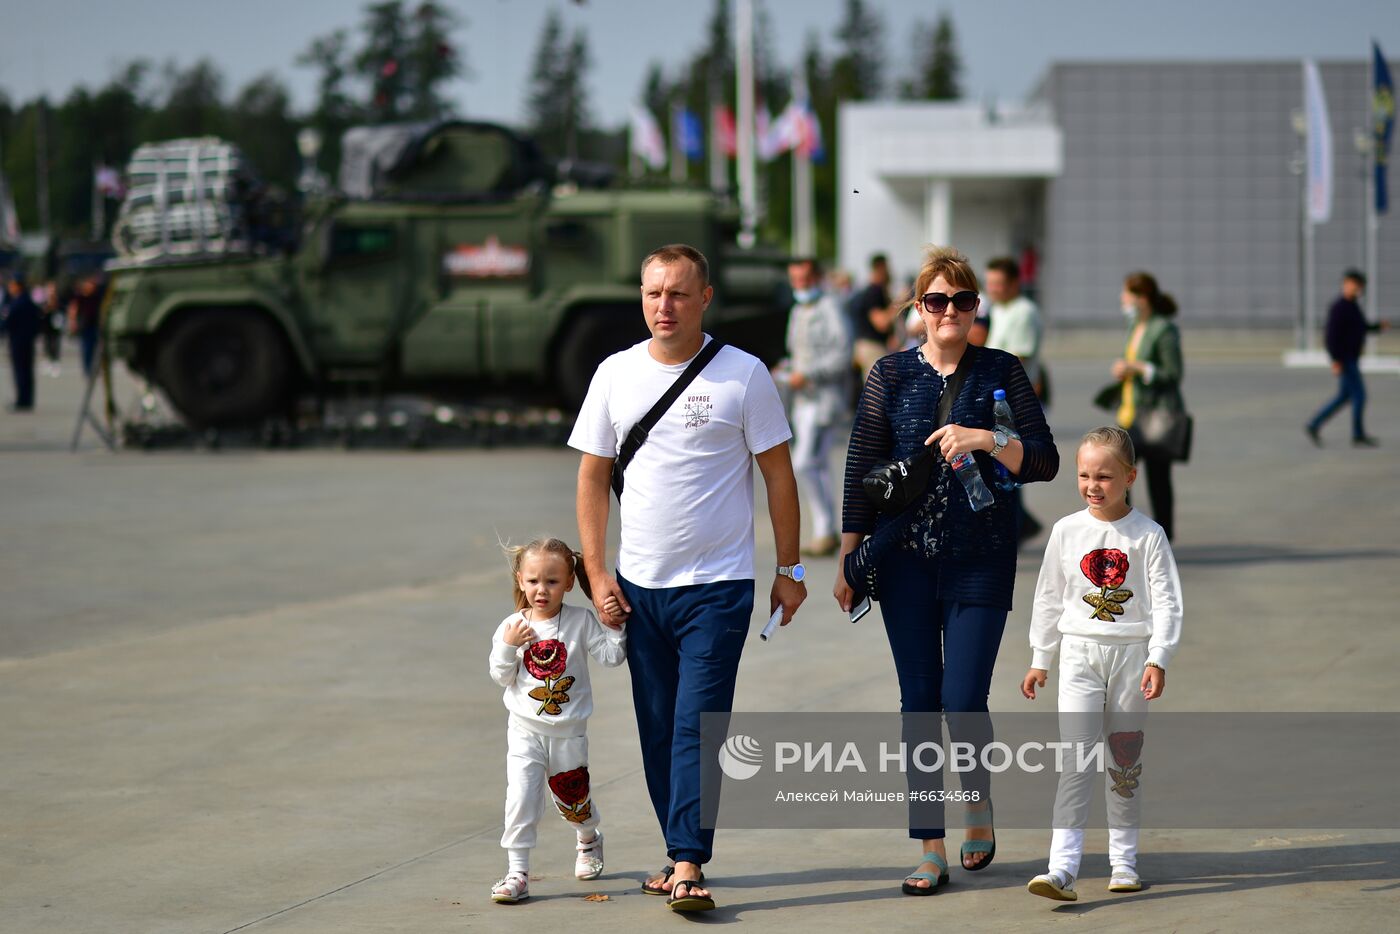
549,766,594,823
1080,548,1134,622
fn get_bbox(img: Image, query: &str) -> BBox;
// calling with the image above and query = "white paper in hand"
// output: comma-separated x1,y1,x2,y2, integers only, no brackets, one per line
758,607,785,642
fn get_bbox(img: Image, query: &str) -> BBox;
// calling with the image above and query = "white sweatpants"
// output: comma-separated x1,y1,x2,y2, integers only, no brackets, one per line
790,399,839,540
500,720,599,855
1048,636,1149,879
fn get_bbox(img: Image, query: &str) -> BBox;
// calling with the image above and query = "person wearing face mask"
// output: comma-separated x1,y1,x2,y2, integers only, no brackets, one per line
780,257,852,557
1099,271,1184,542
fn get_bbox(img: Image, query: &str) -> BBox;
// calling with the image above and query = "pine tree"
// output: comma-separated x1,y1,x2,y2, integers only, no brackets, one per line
901,13,962,101
405,2,462,119
830,0,883,102
525,11,592,161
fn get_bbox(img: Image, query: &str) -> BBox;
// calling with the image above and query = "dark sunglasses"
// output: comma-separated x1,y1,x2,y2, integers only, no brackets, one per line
920,290,979,314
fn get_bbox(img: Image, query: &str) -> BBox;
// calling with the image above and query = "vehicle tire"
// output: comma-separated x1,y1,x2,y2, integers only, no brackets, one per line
555,309,648,410
155,309,293,426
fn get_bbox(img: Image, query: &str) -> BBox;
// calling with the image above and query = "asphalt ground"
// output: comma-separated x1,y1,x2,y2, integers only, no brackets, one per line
2,330,1398,932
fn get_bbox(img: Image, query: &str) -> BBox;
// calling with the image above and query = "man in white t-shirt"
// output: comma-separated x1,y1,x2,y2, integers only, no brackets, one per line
985,255,1045,540
570,244,805,912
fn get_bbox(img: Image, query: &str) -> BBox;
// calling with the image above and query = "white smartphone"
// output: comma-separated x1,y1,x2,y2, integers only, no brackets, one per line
850,596,872,623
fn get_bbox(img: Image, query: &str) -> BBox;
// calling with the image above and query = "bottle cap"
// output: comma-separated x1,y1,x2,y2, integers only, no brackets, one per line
993,389,1006,400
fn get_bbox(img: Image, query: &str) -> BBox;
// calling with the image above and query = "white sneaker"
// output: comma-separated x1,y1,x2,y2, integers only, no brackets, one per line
1108,865,1142,892
491,870,530,904
1027,870,1078,901
575,831,604,880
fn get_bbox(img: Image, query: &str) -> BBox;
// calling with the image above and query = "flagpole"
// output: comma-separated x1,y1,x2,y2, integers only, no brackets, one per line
1303,63,1317,352
1367,44,1380,328
670,100,686,185
791,74,814,256
736,0,757,247
708,67,726,194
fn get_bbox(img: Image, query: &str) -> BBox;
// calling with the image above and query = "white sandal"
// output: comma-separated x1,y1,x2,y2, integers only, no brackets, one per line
575,831,604,880
491,871,530,904
1108,865,1142,892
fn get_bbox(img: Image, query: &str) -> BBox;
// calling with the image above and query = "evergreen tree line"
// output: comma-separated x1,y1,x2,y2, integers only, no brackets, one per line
1,0,962,257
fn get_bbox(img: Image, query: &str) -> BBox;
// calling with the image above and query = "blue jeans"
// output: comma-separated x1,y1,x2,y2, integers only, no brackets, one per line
877,548,1007,839
618,574,753,866
1309,360,1367,440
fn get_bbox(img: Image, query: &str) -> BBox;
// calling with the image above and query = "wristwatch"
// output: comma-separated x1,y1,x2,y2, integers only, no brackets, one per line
990,429,1010,459
777,563,807,583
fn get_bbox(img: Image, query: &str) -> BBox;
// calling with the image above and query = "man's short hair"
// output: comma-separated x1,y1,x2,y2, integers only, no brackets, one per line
869,253,888,270
986,256,1020,281
640,244,710,287
1343,268,1367,287
789,255,823,276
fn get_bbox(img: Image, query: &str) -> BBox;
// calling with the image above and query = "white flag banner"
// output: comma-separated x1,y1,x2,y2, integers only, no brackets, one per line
1304,59,1332,223
630,105,667,171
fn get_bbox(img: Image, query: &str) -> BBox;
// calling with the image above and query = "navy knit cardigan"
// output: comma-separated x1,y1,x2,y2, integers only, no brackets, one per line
841,346,1059,610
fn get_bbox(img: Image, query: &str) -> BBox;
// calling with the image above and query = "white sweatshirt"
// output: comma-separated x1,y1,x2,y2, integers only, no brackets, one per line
489,603,627,738
1029,508,1183,671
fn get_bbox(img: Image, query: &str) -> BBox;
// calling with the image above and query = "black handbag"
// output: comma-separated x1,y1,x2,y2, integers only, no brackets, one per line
1135,407,1194,463
861,347,976,513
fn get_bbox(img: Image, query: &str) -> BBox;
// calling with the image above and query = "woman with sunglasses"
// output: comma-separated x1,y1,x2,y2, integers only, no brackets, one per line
835,246,1059,895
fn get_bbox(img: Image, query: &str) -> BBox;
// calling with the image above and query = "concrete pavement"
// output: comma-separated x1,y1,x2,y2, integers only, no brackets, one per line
2,331,1398,932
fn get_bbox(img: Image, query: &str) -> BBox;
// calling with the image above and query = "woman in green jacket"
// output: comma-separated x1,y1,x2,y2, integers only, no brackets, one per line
1110,271,1184,541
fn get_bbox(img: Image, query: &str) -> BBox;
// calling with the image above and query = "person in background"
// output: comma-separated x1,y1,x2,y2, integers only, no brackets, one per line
4,272,41,411
849,254,899,380
984,256,1046,541
1110,272,1184,542
40,281,64,377
779,257,852,557
1306,269,1389,448
69,275,105,379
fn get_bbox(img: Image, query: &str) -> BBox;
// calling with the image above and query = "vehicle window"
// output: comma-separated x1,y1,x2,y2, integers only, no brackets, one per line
330,226,394,259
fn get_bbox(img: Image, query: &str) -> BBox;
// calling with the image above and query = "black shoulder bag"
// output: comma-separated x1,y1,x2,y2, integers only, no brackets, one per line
861,346,976,513
611,339,725,499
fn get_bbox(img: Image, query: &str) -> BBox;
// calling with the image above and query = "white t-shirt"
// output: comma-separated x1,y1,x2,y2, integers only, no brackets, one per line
986,294,1043,386
1029,508,1183,671
568,335,792,588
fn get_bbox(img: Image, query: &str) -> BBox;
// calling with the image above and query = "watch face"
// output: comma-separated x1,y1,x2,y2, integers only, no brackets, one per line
994,430,1008,448
791,564,806,582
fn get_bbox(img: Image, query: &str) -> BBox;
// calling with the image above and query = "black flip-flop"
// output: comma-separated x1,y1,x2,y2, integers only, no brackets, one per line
668,878,716,912
644,865,706,896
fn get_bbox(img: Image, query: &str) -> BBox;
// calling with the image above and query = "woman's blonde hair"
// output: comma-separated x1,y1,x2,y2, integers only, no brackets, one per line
911,245,981,310
1080,426,1136,469
503,537,593,610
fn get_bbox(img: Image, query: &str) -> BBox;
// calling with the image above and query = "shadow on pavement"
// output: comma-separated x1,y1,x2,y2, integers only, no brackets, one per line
685,841,1400,918
1173,544,1400,567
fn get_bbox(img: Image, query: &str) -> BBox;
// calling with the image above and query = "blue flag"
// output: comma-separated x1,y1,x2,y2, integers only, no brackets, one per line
1374,41,1395,214
678,108,705,162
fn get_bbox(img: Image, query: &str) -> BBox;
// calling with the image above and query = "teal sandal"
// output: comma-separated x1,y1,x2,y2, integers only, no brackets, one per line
901,851,949,895
960,801,996,871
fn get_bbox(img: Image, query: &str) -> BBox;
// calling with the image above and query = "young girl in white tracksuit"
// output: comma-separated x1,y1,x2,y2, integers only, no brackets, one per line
488,537,626,904
1021,427,1182,901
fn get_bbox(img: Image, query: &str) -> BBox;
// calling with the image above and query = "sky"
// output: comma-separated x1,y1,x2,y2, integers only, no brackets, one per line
1,0,1397,129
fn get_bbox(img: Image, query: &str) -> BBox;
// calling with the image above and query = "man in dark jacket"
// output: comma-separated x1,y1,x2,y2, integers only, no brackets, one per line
4,273,40,411
1306,269,1389,447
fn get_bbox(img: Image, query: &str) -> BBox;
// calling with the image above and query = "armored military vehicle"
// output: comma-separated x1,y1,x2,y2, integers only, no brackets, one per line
104,122,787,426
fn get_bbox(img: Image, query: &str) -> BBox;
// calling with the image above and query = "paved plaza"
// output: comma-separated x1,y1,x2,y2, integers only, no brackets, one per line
2,331,1398,932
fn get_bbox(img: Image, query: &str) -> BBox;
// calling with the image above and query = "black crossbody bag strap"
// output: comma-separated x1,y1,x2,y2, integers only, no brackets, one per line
611,339,725,499
933,344,977,431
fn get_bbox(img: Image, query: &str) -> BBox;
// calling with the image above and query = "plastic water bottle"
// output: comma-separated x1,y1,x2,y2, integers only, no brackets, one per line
992,389,1020,491
949,448,995,511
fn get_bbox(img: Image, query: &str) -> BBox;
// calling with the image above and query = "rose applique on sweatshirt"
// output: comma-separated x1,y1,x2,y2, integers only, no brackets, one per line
524,638,574,715
1080,548,1134,622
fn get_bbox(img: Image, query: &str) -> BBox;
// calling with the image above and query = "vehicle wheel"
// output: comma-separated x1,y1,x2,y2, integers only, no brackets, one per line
555,309,647,409
155,309,292,426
